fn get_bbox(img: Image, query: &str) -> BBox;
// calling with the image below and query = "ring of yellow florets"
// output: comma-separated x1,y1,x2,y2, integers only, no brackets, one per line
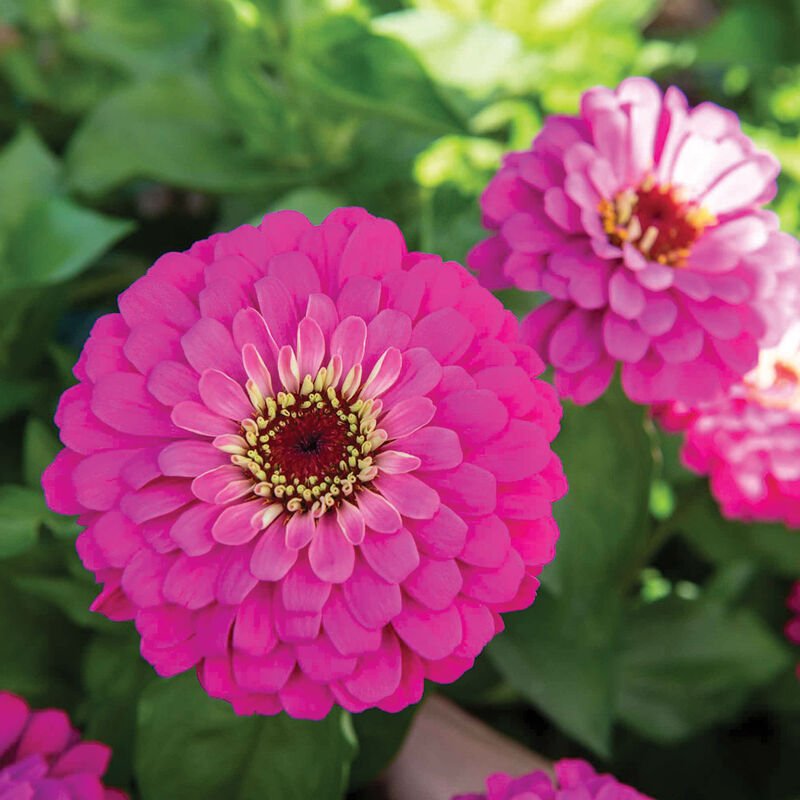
598,175,716,267
215,359,387,518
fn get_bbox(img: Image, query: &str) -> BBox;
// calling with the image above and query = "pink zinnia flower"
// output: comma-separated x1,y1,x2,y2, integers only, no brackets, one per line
658,323,800,525
469,77,800,405
42,207,565,719
0,691,126,800
452,759,652,800
786,581,800,681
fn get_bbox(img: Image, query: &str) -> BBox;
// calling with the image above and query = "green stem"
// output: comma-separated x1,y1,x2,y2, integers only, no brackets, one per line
622,480,708,593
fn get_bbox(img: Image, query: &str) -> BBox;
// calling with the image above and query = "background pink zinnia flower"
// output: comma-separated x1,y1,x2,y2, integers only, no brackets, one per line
0,691,126,800
469,76,800,406
786,581,800,681
657,323,800,526
452,759,652,800
42,207,566,719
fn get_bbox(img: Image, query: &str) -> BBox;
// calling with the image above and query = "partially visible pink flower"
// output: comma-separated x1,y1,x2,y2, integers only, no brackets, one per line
0,691,126,800
786,582,800,681
469,77,800,406
43,207,566,719
452,759,652,800
658,323,800,525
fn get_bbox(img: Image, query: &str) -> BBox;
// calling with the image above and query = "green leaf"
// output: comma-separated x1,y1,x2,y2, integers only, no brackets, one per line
617,595,790,742
82,631,154,790
2,196,133,288
136,673,357,800
549,384,653,595
292,15,465,136
680,492,800,579
0,127,59,237
0,484,45,558
489,588,620,757
65,75,289,195
489,384,652,755
348,706,417,791
23,417,61,489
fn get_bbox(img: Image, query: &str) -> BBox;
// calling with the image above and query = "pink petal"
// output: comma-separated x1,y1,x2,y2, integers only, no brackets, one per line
308,513,355,583
216,545,259,604
472,419,551,482
408,505,468,559
338,216,405,283
171,401,239,436
336,501,365,545
233,645,295,693
233,583,277,657
278,672,335,720
211,502,263,545
267,251,321,308
361,347,403,399
427,464,496,516
374,473,439,520
548,309,603,373
158,441,227,477
91,373,178,437
305,293,339,341
343,629,403,704
250,526,298,580
254,276,298,348
147,360,199,406
181,318,244,382
342,555,402,629
393,598,462,661
381,396,436,440
198,369,252,420
434,389,508,446
331,316,367,377
285,511,316,549
322,588,382,656
356,489,402,533
119,478,194,524
393,426,462,472
191,465,246,503
403,554,462,611
296,316,326,378
281,553,332,612
118,275,198,330
360,526,420,583
374,450,422,474
162,551,220,610
608,269,647,319
169,503,220,556
381,348,443,408
411,308,476,366
459,515,511,568
602,312,650,362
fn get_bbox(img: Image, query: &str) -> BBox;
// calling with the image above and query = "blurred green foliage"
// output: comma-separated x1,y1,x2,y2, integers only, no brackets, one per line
0,1,799,799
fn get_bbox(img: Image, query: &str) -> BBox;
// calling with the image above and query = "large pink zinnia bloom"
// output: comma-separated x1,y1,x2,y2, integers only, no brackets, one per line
658,323,800,525
452,759,652,800
468,77,800,405
42,207,565,719
0,691,126,800
786,581,800,681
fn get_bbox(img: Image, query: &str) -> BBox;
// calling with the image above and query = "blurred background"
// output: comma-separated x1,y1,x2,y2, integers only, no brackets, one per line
1,1,800,798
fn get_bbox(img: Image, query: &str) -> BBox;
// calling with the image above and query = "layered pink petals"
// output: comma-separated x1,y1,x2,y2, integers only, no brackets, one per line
43,207,566,718
469,77,800,406
453,759,652,800
656,328,800,527
0,691,125,800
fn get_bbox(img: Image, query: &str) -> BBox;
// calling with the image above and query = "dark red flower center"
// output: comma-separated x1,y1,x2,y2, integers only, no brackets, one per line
599,176,716,267
234,387,380,514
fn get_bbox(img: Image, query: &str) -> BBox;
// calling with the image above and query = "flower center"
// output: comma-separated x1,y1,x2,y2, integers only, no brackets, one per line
598,176,716,267
232,386,382,516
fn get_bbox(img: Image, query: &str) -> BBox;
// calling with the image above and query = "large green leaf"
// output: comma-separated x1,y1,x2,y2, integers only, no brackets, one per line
0,128,59,237
490,588,621,757
679,492,800,579
0,484,45,558
291,15,465,135
136,673,357,800
617,595,790,742
65,75,287,194
3,196,133,288
490,385,653,755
